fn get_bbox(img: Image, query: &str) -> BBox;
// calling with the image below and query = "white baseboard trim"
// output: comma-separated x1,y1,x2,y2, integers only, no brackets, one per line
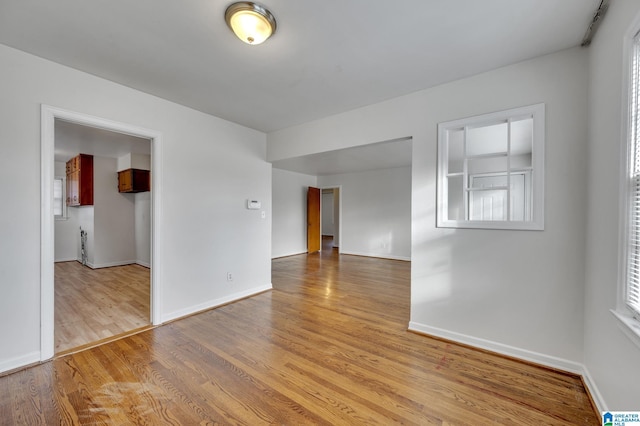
581,365,607,413
272,250,411,261
409,322,608,412
272,251,307,259
65,259,148,269
161,283,273,324
341,250,411,262
54,257,78,263
408,321,584,374
0,351,40,375
87,260,138,269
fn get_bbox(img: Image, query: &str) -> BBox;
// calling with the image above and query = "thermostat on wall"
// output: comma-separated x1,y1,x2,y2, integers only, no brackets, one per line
247,200,261,210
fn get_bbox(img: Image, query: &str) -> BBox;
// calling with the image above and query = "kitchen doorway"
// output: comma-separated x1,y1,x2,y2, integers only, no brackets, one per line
53,120,152,354
41,105,163,360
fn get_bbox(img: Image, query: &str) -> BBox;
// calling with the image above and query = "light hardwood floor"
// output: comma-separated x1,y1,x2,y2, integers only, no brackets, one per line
54,261,150,354
1,243,598,424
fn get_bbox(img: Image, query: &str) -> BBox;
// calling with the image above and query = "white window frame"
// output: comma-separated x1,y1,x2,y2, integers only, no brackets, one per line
53,176,67,220
436,104,545,230
614,21,640,347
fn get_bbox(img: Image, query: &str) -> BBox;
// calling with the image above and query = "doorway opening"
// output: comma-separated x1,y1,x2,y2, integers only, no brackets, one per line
41,105,163,361
53,120,152,354
306,185,341,254
321,187,340,251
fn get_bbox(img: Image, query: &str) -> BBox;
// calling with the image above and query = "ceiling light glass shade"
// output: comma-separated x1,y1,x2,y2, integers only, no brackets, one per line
225,2,276,45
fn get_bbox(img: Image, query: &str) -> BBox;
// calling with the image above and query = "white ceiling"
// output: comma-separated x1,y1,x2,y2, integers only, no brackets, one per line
0,0,599,135
1,1,599,175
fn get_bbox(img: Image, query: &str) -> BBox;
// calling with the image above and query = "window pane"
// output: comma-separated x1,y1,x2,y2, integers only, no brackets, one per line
447,128,464,174
470,173,507,189
510,118,532,152
469,188,507,221
469,174,510,221
447,175,464,220
467,121,508,157
467,155,508,177
53,178,63,216
508,172,526,221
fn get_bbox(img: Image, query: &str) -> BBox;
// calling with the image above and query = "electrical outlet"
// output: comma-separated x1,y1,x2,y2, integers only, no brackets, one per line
227,272,233,282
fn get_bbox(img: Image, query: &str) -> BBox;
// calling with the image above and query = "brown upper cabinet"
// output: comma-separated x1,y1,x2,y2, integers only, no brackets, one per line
118,168,150,193
66,154,93,207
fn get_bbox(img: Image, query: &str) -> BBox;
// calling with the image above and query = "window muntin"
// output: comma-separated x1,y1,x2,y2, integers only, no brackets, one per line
437,104,544,230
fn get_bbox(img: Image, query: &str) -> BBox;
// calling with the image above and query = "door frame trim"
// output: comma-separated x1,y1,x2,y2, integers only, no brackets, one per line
40,105,163,360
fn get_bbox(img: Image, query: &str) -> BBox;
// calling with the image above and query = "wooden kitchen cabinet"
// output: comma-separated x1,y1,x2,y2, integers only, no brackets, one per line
66,154,93,206
118,168,150,193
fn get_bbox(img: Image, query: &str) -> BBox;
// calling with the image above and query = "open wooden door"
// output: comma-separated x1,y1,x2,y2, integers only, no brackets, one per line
307,186,321,253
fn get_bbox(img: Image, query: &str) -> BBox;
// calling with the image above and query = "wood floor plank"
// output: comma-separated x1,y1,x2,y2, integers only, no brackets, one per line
54,262,150,353
183,314,414,425
1,240,599,424
211,300,550,425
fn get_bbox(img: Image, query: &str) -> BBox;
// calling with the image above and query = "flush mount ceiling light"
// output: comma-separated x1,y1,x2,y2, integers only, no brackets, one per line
225,2,277,45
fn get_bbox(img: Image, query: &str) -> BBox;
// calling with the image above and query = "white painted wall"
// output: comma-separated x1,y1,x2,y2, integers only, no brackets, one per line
131,154,151,171
117,153,151,171
269,48,588,371
54,210,79,262
92,156,136,268
271,168,317,258
321,191,334,236
318,167,411,260
135,191,151,267
584,0,640,410
0,43,271,372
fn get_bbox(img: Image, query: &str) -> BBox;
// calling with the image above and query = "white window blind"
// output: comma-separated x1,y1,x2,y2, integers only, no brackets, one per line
626,31,640,316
